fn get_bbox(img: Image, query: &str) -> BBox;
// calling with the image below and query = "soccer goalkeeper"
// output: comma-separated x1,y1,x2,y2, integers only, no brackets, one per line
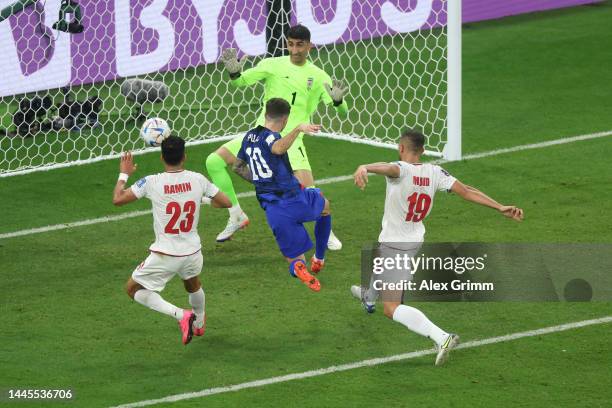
206,24,348,249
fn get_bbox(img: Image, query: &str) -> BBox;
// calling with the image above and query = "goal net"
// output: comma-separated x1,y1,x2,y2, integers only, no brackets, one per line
0,0,460,177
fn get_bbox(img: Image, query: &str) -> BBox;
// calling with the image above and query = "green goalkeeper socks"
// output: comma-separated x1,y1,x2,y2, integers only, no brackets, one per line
205,152,239,206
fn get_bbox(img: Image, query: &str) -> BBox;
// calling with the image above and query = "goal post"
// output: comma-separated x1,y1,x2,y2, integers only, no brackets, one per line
0,0,461,177
445,0,462,161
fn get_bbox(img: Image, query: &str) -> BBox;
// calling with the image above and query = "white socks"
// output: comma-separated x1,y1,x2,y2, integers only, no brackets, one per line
134,289,183,321
228,204,243,221
392,305,448,346
189,288,205,328
134,288,206,327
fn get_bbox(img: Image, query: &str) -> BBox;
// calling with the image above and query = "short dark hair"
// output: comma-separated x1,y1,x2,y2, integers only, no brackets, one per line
265,98,291,121
161,135,185,165
399,129,425,152
287,24,311,42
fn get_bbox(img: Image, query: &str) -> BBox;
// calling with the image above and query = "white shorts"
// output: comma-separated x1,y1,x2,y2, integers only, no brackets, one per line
366,242,422,303
131,251,203,292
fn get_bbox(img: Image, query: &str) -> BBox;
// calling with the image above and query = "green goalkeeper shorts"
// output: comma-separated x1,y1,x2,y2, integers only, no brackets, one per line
221,135,312,172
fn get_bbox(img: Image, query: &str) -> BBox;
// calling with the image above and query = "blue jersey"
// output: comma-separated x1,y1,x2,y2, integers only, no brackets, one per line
237,126,302,199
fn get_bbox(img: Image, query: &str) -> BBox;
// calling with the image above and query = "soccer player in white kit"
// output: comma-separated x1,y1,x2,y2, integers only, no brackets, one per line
351,129,524,365
112,136,231,345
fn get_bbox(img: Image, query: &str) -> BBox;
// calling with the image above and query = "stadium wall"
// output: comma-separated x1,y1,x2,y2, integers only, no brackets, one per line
0,0,600,98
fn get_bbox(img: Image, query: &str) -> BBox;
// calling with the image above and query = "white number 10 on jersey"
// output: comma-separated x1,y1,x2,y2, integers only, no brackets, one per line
245,147,273,181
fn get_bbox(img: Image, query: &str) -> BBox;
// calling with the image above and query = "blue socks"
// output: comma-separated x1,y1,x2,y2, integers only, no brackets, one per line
314,215,332,260
288,259,305,277
288,214,331,277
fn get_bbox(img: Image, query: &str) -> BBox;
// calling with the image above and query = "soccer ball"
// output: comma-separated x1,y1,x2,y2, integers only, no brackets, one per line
140,117,171,147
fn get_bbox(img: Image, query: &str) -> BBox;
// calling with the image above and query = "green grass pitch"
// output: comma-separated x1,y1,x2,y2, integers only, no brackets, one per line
1,2,612,407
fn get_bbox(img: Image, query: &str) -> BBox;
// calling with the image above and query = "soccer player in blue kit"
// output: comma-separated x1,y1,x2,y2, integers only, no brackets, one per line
233,98,331,292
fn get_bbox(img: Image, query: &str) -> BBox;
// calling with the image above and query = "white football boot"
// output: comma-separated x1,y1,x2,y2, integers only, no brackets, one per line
350,285,376,314
327,230,342,250
434,333,460,366
216,212,250,242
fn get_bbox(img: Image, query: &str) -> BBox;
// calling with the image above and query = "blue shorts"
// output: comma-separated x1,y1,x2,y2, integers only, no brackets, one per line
260,188,326,259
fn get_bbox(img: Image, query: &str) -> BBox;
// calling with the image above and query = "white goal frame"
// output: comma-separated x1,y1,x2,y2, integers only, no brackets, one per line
0,0,461,177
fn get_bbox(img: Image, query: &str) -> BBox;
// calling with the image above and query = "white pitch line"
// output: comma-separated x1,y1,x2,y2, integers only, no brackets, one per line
110,316,612,408
458,129,612,161
0,175,352,240
1,130,611,241
0,210,153,239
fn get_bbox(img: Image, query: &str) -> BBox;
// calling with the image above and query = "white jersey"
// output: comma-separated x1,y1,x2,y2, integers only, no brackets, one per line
378,161,456,243
131,170,219,256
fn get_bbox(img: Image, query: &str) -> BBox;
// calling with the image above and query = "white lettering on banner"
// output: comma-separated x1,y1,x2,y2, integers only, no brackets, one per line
295,0,352,45
233,19,266,56
192,0,225,62
0,0,70,97
381,0,433,33
115,0,175,77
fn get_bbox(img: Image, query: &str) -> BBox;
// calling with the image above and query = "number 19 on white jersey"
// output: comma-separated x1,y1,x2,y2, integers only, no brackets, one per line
378,162,456,243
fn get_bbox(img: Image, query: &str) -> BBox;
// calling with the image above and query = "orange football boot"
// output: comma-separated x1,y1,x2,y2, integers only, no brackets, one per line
310,257,325,274
293,260,321,292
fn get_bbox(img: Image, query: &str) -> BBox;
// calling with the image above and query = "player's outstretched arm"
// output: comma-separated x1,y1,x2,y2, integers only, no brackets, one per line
324,78,349,116
353,162,400,190
451,180,524,221
210,191,232,208
221,48,269,87
113,152,139,206
462,184,503,207
232,158,253,182
271,124,321,155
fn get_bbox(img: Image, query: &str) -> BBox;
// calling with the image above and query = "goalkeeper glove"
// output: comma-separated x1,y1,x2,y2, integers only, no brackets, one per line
220,48,247,79
324,79,349,106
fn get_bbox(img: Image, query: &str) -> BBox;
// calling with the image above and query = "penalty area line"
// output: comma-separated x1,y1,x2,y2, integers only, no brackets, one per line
1,129,611,240
109,316,612,408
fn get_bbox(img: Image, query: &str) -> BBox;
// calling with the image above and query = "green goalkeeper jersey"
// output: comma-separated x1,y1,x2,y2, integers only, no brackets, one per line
231,56,348,137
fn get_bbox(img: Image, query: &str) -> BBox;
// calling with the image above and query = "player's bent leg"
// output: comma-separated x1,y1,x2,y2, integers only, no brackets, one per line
288,141,342,251
387,301,458,364
130,254,196,345
183,276,206,337
265,200,319,291
388,301,446,340
287,139,313,186
205,150,239,206
131,283,193,344
131,282,185,322
179,253,206,337
206,142,249,242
